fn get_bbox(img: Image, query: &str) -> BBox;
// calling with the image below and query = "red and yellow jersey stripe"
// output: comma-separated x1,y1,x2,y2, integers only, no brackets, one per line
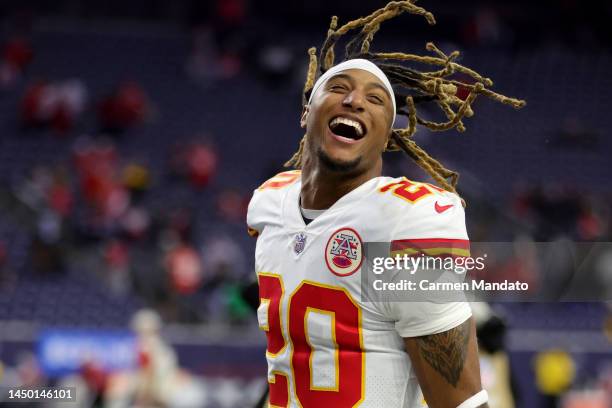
390,238,470,258
258,170,301,190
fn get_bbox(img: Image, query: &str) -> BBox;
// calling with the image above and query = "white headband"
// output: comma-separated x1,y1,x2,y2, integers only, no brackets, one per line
308,58,396,124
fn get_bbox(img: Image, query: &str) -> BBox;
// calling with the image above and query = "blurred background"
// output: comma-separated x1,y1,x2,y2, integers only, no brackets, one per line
0,0,610,407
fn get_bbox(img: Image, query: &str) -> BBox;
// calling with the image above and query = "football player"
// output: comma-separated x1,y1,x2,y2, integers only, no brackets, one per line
247,1,524,407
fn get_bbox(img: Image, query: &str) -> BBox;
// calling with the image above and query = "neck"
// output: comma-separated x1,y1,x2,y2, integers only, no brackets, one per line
300,155,382,210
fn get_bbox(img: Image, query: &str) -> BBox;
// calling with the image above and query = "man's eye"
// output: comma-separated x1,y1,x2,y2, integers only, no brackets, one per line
368,95,384,104
330,85,347,91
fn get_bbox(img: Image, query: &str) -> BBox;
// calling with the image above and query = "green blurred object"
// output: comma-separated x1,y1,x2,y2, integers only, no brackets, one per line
225,284,252,320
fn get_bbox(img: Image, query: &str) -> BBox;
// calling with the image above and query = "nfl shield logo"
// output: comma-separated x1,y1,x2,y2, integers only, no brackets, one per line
293,233,307,255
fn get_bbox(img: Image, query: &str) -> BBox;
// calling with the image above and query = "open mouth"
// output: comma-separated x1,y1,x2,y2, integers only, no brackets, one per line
328,116,366,141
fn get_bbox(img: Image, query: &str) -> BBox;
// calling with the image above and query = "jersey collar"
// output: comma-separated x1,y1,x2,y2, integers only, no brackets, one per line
282,176,380,233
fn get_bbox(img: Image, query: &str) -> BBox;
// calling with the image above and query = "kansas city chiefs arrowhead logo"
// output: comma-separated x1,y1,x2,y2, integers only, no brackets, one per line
325,227,363,277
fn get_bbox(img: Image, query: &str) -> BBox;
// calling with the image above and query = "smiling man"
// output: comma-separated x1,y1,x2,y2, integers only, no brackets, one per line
247,2,524,407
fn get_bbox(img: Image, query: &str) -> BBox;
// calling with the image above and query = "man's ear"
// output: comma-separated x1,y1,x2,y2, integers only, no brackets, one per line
300,105,310,129
383,129,393,153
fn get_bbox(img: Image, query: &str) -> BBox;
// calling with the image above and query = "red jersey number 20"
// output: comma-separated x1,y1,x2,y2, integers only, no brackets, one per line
258,273,364,407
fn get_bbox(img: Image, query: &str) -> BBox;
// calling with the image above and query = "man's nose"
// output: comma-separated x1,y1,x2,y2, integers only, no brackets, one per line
342,90,366,111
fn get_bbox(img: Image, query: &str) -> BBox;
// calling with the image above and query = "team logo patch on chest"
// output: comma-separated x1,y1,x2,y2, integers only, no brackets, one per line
293,232,307,254
325,227,363,276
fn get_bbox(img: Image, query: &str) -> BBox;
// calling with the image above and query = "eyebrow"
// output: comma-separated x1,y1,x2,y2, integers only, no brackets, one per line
328,73,392,100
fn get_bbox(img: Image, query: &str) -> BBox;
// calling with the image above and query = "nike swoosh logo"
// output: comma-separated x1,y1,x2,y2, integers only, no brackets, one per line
435,201,454,213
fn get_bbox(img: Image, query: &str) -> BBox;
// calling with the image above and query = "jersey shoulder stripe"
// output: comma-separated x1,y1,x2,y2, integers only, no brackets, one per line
258,170,301,190
390,238,470,258
377,176,454,206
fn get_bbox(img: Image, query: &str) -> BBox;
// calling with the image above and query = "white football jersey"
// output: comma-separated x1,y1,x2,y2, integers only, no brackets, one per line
247,170,472,408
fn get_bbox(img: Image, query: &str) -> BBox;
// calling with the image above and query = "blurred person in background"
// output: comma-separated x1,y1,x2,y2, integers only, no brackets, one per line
201,234,249,324
105,309,205,408
97,81,150,134
0,352,46,407
131,309,178,407
72,137,125,224
471,302,517,408
534,349,576,408
103,239,132,297
165,241,203,297
0,35,33,88
173,140,218,190
216,189,248,223
20,79,87,134
0,240,13,288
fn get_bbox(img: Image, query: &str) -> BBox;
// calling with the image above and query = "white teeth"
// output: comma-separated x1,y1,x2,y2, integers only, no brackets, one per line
330,117,363,136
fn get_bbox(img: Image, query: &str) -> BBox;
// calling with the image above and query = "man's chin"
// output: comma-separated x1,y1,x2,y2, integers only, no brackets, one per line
317,147,361,173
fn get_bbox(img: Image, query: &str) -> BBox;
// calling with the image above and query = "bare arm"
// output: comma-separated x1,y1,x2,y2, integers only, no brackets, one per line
403,317,488,408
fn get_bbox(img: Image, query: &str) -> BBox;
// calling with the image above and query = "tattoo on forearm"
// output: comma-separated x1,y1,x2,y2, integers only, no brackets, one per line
416,320,471,387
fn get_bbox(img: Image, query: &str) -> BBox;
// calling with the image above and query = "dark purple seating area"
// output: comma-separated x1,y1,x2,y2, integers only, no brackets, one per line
0,277,143,327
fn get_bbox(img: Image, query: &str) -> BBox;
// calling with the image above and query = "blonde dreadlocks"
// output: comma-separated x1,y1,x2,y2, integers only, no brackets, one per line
285,0,525,198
